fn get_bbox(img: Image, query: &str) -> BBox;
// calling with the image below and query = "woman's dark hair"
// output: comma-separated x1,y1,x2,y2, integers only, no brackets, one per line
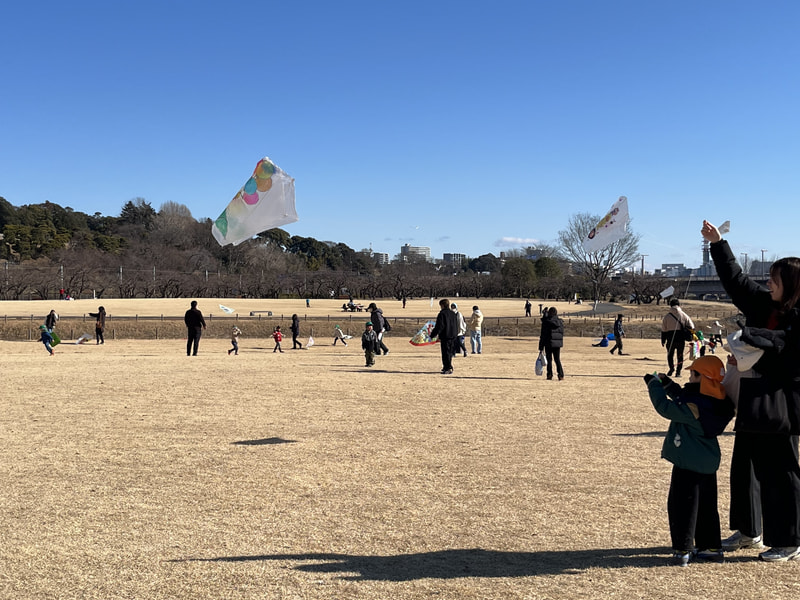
770,257,800,313
292,313,298,319
548,307,558,317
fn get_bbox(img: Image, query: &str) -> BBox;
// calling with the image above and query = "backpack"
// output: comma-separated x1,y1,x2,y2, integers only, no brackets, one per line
382,317,392,332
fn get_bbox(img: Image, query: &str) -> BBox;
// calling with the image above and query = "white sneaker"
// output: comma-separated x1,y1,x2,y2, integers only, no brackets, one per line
759,546,800,562
722,531,765,551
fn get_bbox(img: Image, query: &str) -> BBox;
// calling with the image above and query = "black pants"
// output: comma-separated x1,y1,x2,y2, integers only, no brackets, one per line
668,466,721,552
439,338,453,371
666,339,685,372
292,334,302,349
95,326,104,344
544,346,564,379
729,431,800,547
377,333,389,355
610,337,623,354
187,327,202,356
455,335,467,356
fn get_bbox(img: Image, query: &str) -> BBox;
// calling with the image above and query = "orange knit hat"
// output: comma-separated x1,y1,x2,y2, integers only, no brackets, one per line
688,355,726,400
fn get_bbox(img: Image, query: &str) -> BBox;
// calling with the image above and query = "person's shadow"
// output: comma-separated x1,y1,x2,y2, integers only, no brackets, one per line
175,547,674,580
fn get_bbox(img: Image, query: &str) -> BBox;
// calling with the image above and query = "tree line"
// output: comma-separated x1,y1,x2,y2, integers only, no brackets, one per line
0,196,657,302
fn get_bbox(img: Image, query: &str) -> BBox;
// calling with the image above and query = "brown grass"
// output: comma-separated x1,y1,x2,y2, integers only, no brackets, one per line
0,297,739,342
2,299,795,600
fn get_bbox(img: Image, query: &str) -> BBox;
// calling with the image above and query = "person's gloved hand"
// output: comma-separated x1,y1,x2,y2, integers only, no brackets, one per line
741,327,786,352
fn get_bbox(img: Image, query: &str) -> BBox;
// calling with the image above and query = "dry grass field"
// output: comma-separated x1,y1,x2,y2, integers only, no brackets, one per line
2,298,798,599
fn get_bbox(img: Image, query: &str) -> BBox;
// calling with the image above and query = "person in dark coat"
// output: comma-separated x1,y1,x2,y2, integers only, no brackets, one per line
45,309,58,332
367,302,389,355
538,306,565,380
703,219,800,562
184,300,206,356
290,314,303,349
610,314,625,355
89,306,106,345
430,298,458,374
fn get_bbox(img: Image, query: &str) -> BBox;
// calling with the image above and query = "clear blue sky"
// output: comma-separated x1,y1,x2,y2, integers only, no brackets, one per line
2,1,799,272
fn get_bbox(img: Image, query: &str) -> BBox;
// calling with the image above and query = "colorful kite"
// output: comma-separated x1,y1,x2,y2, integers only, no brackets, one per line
409,320,438,346
212,157,298,246
582,196,630,253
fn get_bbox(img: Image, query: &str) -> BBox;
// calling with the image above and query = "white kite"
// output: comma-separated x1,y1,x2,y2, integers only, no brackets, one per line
582,196,630,253
306,336,315,348
212,157,298,246
660,285,675,299
219,304,235,314
718,220,731,234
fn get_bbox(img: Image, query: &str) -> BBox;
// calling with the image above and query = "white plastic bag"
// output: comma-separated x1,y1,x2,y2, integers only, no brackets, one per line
535,351,547,376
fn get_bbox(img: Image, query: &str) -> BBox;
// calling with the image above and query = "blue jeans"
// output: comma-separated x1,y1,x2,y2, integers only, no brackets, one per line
470,330,482,354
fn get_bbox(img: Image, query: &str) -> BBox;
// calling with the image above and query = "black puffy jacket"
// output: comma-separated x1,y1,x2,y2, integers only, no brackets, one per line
538,315,564,351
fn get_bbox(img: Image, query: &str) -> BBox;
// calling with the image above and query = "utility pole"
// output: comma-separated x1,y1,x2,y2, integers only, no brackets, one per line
741,253,749,274
640,254,648,276
761,249,767,279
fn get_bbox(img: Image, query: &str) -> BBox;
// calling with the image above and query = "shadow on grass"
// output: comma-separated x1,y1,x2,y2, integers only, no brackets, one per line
332,368,529,379
174,547,675,579
231,437,297,446
614,431,735,438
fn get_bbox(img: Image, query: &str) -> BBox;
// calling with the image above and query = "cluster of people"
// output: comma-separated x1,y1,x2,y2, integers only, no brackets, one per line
39,306,107,355
428,300,484,374
644,219,800,566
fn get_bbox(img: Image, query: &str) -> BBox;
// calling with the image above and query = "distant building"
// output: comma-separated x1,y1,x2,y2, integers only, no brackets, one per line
443,253,465,265
400,244,431,262
373,252,390,265
656,263,693,277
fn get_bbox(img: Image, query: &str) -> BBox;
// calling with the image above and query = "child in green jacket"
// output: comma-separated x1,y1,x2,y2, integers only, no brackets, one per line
645,355,735,567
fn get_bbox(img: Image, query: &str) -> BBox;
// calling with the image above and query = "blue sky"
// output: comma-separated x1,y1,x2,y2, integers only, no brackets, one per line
2,1,799,272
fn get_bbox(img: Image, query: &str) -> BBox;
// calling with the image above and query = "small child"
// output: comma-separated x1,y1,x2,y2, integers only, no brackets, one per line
362,321,378,367
39,325,55,356
333,325,348,346
228,326,242,355
272,326,284,353
645,355,735,567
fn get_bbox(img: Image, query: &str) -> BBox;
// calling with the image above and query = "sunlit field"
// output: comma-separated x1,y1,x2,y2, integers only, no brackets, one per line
2,298,795,599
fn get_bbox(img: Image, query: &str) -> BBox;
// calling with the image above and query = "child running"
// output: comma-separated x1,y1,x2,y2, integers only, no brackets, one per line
272,326,284,353
333,325,348,346
645,355,735,566
39,325,55,356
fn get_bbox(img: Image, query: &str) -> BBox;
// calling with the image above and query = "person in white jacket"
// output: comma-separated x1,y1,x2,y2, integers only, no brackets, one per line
451,303,468,358
468,305,484,354
661,299,695,377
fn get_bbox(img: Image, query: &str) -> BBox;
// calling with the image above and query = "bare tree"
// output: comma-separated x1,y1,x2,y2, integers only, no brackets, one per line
558,212,641,304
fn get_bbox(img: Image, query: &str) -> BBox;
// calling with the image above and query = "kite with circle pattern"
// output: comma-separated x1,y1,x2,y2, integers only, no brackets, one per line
212,157,298,246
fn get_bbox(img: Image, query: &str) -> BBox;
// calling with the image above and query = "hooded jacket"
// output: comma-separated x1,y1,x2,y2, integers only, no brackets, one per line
647,377,734,474
468,309,483,331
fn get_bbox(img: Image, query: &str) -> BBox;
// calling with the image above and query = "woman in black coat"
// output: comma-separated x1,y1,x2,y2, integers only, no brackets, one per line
703,219,800,562
290,314,303,349
538,306,565,380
